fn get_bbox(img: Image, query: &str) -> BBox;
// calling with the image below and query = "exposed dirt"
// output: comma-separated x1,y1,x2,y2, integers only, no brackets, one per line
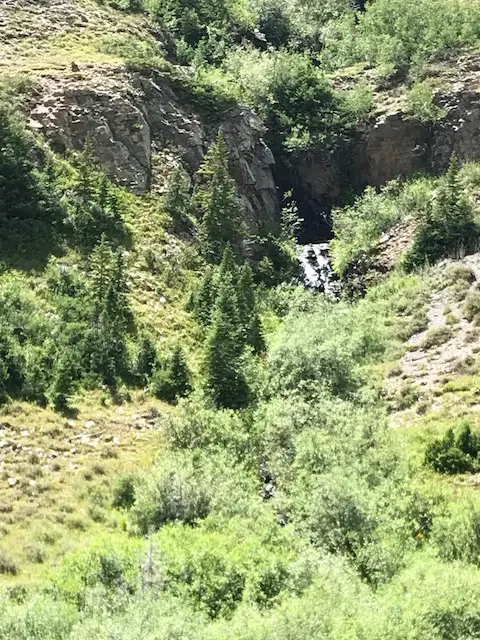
388,254,480,424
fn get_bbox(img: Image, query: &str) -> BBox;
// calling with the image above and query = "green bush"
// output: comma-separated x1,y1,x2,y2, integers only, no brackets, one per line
432,502,480,566
421,325,453,349
322,0,480,78
425,424,480,474
463,290,480,324
52,538,143,606
267,297,388,398
129,451,257,534
150,346,192,404
112,475,137,509
166,396,261,464
406,79,446,123
0,548,18,575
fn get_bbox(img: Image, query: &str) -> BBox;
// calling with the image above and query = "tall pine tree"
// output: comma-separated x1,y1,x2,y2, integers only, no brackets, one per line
237,263,265,354
88,236,130,385
164,164,192,230
204,260,250,409
195,132,245,263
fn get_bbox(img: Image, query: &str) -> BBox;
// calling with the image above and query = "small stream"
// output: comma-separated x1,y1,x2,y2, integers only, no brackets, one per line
298,243,337,294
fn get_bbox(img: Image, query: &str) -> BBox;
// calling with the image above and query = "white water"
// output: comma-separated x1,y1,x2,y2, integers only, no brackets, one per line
299,243,336,294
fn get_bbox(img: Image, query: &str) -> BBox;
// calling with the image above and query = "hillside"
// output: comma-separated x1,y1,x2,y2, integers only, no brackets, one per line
4,1,480,639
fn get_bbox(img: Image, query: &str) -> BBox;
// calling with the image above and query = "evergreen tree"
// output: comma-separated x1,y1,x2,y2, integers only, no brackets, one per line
457,424,479,459
218,243,237,281
164,164,192,230
237,263,265,353
150,345,192,404
48,349,78,412
406,154,478,269
88,236,130,385
75,138,97,208
136,334,158,382
204,272,250,409
195,132,245,263
90,234,114,313
190,265,218,327
68,141,125,250
169,345,192,399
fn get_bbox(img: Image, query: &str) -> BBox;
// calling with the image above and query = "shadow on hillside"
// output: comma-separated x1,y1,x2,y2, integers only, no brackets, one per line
0,218,64,272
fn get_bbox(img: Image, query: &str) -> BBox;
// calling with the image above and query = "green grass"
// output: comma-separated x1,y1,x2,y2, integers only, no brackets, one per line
0,392,171,583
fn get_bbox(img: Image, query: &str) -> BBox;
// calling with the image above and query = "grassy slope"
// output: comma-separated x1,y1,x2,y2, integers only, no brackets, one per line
0,0,202,581
3,0,480,588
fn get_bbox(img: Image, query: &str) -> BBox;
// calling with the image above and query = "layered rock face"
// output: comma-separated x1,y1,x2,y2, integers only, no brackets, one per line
291,62,480,238
29,68,279,232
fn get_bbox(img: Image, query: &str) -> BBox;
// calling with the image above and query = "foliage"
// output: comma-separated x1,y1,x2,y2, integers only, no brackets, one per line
406,79,447,123
163,164,194,231
405,155,479,269
425,423,480,474
129,450,258,534
194,133,245,263
204,261,251,409
65,142,127,251
150,345,192,403
7,1,480,634
322,0,480,79
212,48,355,151
267,295,389,398
331,177,433,277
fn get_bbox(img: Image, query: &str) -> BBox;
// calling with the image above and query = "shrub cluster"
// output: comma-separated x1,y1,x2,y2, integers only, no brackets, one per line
425,424,480,474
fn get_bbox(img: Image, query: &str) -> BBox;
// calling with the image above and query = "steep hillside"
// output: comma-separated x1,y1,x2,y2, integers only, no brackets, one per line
5,1,480,639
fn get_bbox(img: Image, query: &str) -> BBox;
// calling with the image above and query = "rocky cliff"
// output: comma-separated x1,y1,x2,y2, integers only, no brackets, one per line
8,0,480,242
290,55,480,239
28,67,279,233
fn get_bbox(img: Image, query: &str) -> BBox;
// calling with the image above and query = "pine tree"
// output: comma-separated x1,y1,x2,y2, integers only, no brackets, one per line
90,234,114,315
204,273,249,409
164,164,192,230
150,345,192,404
136,334,158,381
169,345,192,399
236,263,265,353
457,424,479,459
218,243,237,280
195,132,245,263
88,236,130,385
190,265,217,327
407,154,478,268
75,138,97,211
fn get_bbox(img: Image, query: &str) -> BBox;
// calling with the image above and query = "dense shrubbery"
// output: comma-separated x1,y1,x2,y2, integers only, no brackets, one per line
3,254,480,637
425,423,480,474
331,158,480,279
322,0,480,79
405,156,480,270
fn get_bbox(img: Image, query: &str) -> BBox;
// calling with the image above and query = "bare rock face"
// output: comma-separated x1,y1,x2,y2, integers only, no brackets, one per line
30,78,152,194
219,108,277,230
430,88,480,171
28,68,279,232
356,113,430,186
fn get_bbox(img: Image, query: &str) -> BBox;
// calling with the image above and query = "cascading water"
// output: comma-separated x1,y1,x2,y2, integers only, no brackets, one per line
298,243,337,294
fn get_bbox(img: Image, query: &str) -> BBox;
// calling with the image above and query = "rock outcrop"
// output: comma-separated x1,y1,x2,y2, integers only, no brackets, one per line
28,67,279,232
290,56,480,239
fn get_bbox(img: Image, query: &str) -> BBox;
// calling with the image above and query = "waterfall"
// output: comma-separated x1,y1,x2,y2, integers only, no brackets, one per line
298,243,336,294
